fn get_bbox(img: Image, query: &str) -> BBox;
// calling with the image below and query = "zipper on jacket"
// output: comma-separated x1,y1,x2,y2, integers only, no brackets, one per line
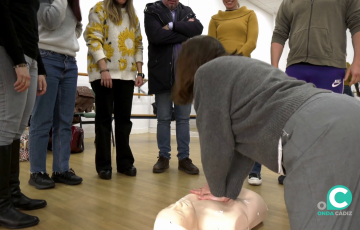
180,13,193,22
305,0,314,62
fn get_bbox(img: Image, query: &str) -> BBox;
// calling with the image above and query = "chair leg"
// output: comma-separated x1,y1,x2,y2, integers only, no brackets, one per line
79,115,83,129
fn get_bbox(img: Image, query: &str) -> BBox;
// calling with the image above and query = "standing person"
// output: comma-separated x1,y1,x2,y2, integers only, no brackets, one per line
271,0,360,184
0,0,48,228
174,36,360,230
84,0,144,180
208,0,258,57
28,0,83,189
144,0,203,174
209,0,261,185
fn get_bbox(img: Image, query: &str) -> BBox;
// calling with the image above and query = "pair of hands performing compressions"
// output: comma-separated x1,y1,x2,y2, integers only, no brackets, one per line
191,183,231,202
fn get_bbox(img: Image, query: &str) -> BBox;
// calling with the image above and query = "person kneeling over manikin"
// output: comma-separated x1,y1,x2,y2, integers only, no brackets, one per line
154,188,267,230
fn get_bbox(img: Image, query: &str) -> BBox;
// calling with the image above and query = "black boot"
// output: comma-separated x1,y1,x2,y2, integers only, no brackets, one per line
0,144,39,229
10,139,47,210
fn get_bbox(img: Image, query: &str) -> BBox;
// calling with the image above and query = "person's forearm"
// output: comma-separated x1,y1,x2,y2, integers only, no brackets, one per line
352,31,360,63
97,59,107,71
38,0,68,30
271,43,284,68
136,62,143,73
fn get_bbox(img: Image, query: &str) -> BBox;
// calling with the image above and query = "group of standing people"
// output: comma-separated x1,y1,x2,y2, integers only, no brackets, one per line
0,0,359,229
0,0,203,228
1,0,85,228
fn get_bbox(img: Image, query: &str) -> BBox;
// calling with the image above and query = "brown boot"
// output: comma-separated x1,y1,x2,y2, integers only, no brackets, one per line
153,157,169,173
178,158,199,175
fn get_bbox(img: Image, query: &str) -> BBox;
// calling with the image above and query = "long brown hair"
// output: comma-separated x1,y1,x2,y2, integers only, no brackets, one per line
173,36,228,105
68,0,82,22
104,0,137,28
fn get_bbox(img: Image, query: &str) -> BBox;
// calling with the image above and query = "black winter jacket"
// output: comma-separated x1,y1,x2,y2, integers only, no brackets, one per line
144,1,203,94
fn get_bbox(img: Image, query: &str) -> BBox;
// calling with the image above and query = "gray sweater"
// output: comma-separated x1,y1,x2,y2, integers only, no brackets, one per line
194,56,329,200
38,0,82,57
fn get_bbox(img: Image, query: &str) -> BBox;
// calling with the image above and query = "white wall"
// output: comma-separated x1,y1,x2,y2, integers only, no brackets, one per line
77,0,275,136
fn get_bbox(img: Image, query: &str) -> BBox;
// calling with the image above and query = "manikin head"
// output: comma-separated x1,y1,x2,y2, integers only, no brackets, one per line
154,189,268,230
162,0,180,10
222,0,240,10
154,198,198,230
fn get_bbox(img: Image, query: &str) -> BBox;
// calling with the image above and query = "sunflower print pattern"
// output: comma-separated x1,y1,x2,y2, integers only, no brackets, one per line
118,28,136,57
119,58,127,71
84,2,143,81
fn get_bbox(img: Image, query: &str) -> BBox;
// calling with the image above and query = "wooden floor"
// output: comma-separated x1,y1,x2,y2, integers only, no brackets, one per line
7,133,290,230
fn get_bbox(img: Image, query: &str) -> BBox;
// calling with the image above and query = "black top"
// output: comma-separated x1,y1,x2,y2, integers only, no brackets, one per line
144,1,203,94
0,0,46,75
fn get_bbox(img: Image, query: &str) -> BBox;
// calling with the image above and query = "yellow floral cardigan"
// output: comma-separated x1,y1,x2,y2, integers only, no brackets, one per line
84,1,143,82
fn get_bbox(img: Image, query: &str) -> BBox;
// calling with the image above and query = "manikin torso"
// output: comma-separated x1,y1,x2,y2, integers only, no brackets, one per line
154,188,267,230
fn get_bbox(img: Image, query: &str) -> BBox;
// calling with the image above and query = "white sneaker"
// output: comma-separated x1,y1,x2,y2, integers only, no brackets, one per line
248,173,262,185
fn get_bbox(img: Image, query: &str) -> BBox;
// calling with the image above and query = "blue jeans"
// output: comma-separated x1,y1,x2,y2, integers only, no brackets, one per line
250,162,262,174
29,50,78,173
156,92,191,160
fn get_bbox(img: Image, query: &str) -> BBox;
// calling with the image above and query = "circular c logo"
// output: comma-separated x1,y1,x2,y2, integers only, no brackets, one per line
327,185,352,210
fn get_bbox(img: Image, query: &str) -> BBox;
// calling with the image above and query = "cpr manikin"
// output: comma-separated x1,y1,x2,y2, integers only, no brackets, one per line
154,188,267,230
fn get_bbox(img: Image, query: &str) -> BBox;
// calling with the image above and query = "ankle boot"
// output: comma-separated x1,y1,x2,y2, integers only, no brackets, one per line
0,144,39,229
10,139,47,210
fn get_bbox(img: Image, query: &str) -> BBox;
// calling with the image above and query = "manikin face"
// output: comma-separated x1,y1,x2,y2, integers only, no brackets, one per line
154,198,198,230
222,0,238,10
162,0,180,10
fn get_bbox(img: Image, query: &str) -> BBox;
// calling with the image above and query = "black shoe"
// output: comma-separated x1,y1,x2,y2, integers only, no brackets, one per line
98,170,112,180
278,175,286,185
51,169,83,185
29,173,55,190
12,193,47,211
178,158,199,175
10,139,47,210
118,166,137,177
1,144,40,228
0,202,39,229
153,157,169,173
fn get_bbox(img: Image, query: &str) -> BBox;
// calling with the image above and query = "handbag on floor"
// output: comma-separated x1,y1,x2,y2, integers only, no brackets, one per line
71,126,84,153
20,127,30,162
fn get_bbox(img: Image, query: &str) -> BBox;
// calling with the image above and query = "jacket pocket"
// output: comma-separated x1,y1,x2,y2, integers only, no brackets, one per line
289,28,308,58
308,27,333,58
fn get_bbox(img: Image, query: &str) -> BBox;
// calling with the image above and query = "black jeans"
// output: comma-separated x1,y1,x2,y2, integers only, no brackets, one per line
91,79,135,173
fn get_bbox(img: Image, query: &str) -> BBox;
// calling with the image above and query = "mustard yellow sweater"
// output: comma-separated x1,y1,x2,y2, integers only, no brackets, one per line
208,6,258,57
